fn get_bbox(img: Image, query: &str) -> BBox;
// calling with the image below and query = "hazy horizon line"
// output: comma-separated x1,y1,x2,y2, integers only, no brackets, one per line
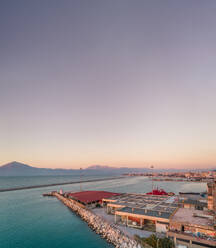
1,161,215,171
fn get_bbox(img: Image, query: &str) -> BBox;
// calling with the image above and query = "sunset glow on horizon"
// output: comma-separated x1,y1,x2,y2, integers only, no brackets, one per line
1,1,216,170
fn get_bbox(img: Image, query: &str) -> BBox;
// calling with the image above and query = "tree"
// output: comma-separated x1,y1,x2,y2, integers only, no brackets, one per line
158,237,174,248
134,234,174,248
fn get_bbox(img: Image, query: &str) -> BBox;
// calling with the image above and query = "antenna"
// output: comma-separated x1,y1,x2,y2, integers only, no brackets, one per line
80,167,83,192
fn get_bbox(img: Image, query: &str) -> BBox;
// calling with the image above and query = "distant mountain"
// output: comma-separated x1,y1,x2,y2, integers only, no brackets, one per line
0,161,38,175
0,161,214,177
0,162,149,176
85,165,149,174
0,161,79,176
1,161,31,170
87,165,116,170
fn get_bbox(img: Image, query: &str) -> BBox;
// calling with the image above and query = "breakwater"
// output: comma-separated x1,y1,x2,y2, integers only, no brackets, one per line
53,192,141,248
0,176,124,193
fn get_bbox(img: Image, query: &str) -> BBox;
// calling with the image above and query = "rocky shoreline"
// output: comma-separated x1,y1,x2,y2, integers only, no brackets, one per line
53,192,141,248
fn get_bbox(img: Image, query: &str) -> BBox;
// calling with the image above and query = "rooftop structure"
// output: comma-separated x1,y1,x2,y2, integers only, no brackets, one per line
103,193,180,232
170,208,214,228
103,193,179,212
169,208,216,247
116,206,173,219
66,191,121,205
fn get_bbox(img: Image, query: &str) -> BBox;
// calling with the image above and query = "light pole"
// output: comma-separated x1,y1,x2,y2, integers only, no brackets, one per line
157,237,159,248
80,167,83,192
150,165,154,192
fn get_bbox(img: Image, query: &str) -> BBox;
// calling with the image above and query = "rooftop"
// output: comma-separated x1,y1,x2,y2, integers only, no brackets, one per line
117,206,172,219
105,193,180,219
171,208,214,228
67,191,121,204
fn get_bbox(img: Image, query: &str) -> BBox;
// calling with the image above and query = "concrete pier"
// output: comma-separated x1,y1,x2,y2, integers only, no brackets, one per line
0,176,124,193
53,192,142,248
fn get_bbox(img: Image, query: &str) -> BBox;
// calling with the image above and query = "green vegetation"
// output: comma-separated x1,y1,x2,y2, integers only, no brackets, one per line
134,234,174,248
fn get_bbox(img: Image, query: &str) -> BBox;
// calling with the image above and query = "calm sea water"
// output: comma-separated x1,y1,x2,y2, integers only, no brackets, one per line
0,176,207,248
0,175,112,190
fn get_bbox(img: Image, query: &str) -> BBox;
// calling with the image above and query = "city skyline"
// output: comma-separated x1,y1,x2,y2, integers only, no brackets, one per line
1,1,216,169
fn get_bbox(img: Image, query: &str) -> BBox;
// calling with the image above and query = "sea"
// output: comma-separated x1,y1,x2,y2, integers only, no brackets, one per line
0,175,207,248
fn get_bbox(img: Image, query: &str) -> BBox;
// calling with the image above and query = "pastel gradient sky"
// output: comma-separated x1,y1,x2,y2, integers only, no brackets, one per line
1,1,216,169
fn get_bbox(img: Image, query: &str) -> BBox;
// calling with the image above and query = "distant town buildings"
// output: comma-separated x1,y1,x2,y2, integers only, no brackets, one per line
207,180,216,211
123,170,216,183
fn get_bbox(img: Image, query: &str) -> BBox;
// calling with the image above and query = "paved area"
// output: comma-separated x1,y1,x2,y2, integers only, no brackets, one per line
92,208,165,238
92,208,114,223
117,225,155,238
172,208,213,226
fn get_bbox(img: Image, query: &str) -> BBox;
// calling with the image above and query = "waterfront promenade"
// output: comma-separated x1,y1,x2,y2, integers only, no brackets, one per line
0,176,124,193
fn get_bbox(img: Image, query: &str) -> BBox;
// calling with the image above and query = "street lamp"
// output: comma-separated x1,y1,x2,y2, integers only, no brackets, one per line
80,168,83,192
150,165,154,192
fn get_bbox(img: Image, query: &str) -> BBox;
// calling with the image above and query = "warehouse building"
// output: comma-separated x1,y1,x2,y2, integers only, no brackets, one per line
102,193,180,233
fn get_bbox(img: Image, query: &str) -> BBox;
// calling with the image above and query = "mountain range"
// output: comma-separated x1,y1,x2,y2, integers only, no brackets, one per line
0,161,149,176
0,161,214,176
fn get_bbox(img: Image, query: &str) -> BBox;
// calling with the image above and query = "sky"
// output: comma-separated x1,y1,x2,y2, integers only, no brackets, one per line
0,0,216,169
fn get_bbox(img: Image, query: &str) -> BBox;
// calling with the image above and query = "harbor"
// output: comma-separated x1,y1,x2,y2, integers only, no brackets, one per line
43,180,216,248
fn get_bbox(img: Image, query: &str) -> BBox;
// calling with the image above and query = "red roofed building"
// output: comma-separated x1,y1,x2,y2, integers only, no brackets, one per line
66,191,121,206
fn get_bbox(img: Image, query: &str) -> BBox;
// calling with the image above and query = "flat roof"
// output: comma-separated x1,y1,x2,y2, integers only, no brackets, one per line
67,191,121,204
117,206,172,219
171,208,214,227
105,193,179,219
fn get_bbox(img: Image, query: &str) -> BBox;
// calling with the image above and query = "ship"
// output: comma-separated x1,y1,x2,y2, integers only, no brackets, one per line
146,187,175,196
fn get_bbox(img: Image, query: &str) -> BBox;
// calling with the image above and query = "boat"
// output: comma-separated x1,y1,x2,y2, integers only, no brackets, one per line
146,188,168,195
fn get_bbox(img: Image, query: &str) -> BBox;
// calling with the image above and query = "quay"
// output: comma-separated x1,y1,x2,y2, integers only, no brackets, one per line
0,176,124,193
49,191,142,248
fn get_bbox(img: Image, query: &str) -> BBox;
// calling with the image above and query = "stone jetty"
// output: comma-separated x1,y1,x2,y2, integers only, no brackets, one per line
0,176,124,193
53,192,141,248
